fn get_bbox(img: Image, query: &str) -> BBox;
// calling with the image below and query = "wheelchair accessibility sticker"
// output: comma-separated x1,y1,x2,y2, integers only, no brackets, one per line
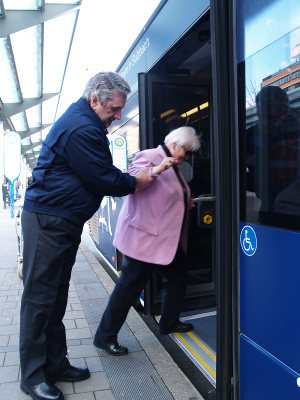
240,225,257,256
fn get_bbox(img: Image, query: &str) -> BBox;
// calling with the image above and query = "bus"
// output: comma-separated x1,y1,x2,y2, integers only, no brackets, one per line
89,0,300,398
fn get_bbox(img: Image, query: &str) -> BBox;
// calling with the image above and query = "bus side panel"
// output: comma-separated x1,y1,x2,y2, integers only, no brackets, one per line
96,197,124,271
240,335,300,400
240,223,300,375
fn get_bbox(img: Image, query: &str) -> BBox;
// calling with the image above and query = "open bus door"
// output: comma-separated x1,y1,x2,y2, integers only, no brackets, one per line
138,73,217,316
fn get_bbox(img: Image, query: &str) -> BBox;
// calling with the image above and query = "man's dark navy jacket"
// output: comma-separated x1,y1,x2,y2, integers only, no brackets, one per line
24,97,136,226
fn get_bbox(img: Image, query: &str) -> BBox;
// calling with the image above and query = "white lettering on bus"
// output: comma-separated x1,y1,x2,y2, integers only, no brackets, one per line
120,37,150,79
132,37,151,66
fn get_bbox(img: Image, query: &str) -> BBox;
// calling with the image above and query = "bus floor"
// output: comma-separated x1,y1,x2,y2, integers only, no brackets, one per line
155,308,217,387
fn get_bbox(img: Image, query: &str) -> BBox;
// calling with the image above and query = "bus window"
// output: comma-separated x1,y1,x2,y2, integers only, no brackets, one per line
242,16,300,230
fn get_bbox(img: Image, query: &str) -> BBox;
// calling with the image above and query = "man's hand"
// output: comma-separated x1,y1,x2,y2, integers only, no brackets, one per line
135,167,155,190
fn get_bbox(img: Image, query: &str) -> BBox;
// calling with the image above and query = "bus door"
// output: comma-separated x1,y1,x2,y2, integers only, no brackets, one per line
138,73,216,315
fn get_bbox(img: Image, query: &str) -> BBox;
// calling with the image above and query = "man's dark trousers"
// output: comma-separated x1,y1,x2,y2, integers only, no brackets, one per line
20,210,82,385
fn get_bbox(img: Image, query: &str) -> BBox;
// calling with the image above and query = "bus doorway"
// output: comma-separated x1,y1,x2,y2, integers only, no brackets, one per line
138,70,217,383
138,73,216,313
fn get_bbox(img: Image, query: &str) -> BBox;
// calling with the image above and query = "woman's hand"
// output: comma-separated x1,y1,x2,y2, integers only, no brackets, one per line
189,197,195,209
152,157,175,175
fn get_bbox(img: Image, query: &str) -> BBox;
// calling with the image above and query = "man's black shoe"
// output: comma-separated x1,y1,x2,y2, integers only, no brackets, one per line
93,338,128,355
159,321,193,335
20,381,64,400
48,365,90,383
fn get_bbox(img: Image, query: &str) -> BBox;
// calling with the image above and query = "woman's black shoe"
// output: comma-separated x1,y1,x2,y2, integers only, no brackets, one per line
159,321,193,335
20,381,64,400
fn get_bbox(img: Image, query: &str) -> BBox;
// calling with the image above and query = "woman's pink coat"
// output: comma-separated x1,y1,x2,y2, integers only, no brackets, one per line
113,145,191,265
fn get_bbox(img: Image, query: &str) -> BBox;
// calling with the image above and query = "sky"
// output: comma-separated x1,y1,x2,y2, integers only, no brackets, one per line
242,0,300,105
57,0,161,117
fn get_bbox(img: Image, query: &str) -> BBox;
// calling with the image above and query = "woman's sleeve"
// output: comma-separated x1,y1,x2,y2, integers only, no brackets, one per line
128,151,152,176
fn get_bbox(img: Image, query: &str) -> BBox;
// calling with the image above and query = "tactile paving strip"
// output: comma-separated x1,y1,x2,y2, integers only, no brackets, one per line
101,351,174,400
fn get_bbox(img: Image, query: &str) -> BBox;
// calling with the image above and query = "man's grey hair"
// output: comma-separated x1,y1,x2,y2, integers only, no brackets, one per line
82,72,131,105
164,126,201,152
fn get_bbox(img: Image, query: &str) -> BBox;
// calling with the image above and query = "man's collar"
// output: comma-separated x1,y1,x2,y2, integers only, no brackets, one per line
77,97,108,133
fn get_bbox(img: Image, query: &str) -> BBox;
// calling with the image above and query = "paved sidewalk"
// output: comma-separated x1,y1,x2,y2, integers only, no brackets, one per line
0,200,203,400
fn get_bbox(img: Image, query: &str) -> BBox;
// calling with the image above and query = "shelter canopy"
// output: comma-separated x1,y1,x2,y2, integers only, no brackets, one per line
0,0,81,169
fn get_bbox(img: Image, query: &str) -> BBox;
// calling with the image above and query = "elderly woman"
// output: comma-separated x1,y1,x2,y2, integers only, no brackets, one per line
94,126,201,355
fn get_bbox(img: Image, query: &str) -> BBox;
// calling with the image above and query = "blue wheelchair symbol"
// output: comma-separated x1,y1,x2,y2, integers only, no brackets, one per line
240,226,257,256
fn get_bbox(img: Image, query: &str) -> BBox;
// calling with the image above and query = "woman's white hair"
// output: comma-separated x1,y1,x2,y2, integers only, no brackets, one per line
164,126,200,152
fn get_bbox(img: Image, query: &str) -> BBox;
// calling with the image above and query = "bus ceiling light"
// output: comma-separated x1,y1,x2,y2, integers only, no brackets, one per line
165,115,178,124
161,109,176,118
181,102,209,118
